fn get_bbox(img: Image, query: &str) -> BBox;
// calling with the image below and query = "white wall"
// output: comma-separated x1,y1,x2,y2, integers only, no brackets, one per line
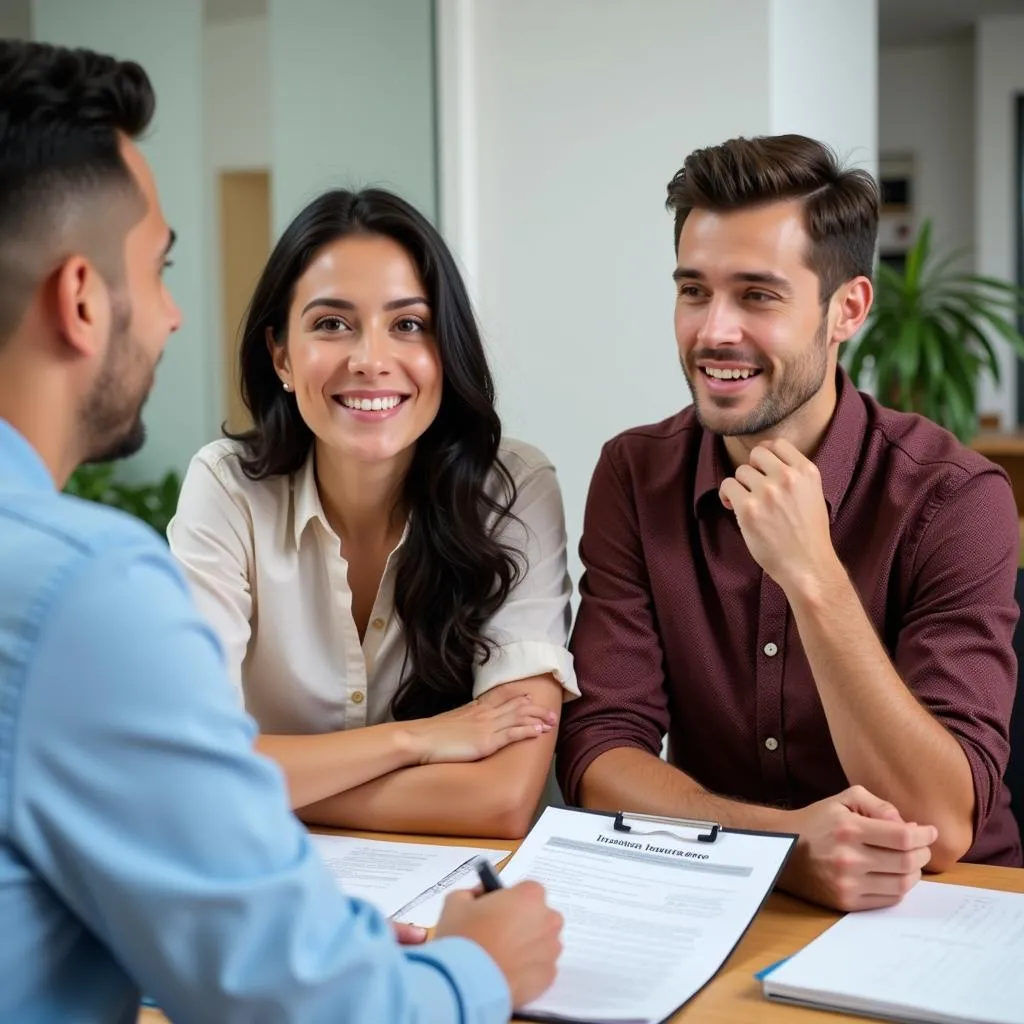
976,15,1024,428
770,0,876,174
878,42,975,263
439,0,877,593
204,16,270,172
268,0,436,234
442,0,772,593
32,0,211,481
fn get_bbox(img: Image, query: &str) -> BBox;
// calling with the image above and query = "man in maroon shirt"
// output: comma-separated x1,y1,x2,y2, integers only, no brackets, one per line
557,134,1022,913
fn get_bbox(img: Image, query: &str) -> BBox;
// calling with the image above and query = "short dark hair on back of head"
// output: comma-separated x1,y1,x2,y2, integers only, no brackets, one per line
666,134,879,301
0,40,155,343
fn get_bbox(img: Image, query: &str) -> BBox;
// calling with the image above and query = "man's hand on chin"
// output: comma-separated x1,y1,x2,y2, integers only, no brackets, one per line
719,437,841,597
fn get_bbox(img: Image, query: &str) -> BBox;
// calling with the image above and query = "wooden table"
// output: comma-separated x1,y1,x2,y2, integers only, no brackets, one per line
139,832,1024,1023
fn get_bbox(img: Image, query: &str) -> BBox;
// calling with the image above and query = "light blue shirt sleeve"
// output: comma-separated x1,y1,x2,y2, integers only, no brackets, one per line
10,534,511,1024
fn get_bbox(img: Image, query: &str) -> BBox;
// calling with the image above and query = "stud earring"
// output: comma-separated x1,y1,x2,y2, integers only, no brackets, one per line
282,381,292,392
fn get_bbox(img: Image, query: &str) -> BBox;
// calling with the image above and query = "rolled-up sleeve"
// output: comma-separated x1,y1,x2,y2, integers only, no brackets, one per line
472,447,578,700
555,442,671,805
13,539,511,1023
897,468,1020,845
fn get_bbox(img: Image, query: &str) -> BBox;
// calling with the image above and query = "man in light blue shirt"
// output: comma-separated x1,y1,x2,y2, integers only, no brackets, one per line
0,40,562,1023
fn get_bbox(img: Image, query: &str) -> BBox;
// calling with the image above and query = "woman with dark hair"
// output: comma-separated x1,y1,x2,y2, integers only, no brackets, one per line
168,189,576,838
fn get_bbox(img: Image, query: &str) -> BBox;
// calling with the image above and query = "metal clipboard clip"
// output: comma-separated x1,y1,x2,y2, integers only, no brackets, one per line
613,811,721,844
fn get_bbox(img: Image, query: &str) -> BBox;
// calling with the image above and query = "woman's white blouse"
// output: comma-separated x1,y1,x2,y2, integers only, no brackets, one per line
167,437,578,733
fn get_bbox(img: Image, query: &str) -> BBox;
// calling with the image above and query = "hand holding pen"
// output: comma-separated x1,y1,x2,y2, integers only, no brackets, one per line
434,859,563,1007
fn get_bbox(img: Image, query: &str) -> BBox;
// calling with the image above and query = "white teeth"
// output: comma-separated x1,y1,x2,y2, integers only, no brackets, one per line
340,395,403,411
703,366,757,380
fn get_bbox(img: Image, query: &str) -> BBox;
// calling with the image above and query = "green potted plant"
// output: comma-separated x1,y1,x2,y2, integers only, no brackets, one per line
63,462,181,538
844,219,1024,442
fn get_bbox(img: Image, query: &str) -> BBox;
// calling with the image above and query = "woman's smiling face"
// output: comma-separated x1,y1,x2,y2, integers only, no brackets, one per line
271,233,443,466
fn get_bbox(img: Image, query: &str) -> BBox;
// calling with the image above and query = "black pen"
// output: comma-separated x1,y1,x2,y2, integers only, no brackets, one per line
473,857,504,893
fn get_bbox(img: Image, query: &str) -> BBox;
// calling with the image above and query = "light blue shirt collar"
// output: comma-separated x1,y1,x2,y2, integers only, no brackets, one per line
0,419,56,492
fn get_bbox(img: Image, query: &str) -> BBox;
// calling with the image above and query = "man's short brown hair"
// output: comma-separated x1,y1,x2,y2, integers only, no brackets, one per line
666,134,879,301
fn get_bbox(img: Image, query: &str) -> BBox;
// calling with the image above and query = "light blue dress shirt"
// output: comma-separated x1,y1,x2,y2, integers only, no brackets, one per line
0,419,512,1024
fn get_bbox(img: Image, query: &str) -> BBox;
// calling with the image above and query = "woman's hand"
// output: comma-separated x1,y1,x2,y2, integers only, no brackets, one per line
404,691,557,765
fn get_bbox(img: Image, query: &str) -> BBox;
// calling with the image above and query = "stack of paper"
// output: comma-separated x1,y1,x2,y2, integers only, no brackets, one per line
761,880,1024,1024
308,833,507,925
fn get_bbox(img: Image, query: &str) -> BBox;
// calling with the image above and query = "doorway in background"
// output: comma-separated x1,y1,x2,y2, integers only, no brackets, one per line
219,169,271,434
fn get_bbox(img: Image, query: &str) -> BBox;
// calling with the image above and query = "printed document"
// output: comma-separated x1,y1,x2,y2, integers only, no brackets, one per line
762,880,1024,1024
308,833,506,920
499,806,795,1023
391,849,510,927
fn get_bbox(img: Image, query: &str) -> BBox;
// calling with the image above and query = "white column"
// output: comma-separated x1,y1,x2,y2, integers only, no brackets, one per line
770,0,877,177
31,0,209,481
975,15,1024,429
267,0,437,234
437,0,877,591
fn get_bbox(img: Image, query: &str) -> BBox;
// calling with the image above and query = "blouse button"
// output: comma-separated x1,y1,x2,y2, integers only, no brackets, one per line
371,617,386,631
352,691,365,705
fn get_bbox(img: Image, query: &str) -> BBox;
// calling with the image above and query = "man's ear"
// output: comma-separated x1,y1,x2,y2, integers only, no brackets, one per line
830,276,873,344
53,256,110,358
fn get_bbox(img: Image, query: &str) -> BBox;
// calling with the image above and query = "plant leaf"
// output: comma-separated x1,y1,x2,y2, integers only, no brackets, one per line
922,245,973,285
875,261,910,298
903,219,931,294
942,375,975,442
919,320,947,389
951,298,1024,357
937,308,1000,383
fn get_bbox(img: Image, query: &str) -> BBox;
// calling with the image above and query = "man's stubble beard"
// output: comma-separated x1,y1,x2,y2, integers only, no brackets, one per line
682,316,830,438
80,291,154,465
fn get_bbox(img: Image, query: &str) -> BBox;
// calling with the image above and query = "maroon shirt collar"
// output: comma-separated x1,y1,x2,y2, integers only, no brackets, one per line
693,368,868,524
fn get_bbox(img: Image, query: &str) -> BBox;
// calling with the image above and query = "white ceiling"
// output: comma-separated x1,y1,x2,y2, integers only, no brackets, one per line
879,0,1024,46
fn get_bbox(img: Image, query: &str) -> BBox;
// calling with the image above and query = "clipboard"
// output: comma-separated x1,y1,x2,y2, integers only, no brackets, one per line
503,805,798,1024
613,810,720,844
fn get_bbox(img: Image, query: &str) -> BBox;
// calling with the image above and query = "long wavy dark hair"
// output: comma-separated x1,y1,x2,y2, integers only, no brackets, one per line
227,188,521,719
